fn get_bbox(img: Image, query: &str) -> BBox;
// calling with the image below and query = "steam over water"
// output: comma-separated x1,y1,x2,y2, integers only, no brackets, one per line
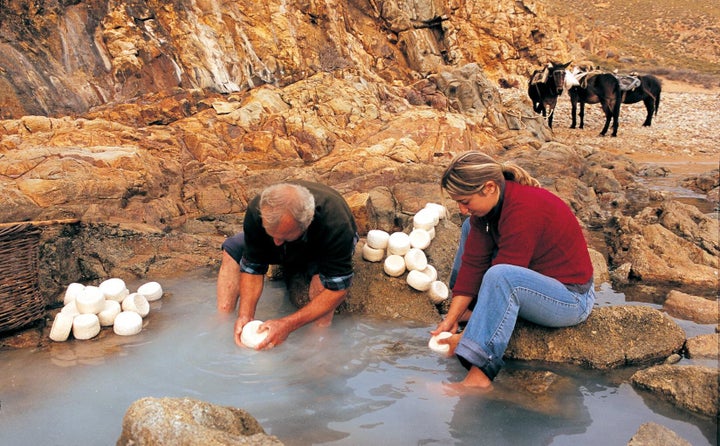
0,271,716,445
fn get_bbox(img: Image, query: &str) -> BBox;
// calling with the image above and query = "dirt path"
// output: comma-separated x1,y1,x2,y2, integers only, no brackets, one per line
549,79,720,183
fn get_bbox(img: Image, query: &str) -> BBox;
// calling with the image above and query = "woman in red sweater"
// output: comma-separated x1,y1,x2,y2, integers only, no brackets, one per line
432,151,595,388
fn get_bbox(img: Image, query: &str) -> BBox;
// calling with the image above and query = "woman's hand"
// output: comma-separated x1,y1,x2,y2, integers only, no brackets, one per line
431,317,459,337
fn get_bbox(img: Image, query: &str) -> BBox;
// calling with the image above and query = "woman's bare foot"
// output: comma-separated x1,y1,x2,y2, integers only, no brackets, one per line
462,365,493,388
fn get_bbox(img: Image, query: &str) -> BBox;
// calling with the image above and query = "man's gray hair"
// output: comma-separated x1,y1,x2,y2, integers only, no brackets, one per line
259,183,315,232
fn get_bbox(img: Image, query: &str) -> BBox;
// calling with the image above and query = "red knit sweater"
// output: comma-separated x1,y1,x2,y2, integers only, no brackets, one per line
452,181,594,298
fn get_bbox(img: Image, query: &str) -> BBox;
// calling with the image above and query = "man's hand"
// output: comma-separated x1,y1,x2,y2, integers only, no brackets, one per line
254,318,292,350
233,316,253,347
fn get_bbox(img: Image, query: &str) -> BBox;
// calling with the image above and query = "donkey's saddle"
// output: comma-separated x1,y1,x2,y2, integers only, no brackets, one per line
615,75,642,91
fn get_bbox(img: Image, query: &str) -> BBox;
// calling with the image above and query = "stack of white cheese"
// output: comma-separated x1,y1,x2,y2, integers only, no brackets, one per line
49,278,163,342
361,202,450,305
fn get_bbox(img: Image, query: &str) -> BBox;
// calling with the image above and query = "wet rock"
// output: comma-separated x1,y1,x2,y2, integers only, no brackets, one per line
685,333,719,359
605,207,718,290
627,422,692,446
663,290,718,325
631,365,720,418
506,306,686,369
490,369,580,417
117,397,283,446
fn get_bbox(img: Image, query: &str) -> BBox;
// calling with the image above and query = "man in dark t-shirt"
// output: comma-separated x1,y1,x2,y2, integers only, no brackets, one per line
217,181,358,349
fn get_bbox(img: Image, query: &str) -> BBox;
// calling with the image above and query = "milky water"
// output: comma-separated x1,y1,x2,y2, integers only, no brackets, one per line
0,271,716,446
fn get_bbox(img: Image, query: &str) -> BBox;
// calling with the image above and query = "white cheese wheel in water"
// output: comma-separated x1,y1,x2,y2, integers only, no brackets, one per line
63,283,85,305
240,320,269,349
383,255,406,277
408,228,431,250
113,311,143,336
122,293,150,318
75,286,106,314
72,314,101,340
428,331,453,354
366,229,390,250
404,248,428,271
137,281,163,301
99,278,128,302
362,243,385,262
49,312,74,342
428,281,449,304
407,269,432,291
97,300,122,326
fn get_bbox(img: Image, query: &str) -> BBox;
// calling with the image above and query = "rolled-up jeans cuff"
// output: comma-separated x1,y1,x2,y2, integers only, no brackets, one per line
455,339,504,381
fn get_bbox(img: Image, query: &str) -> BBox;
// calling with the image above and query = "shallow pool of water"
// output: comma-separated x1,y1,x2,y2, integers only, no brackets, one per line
0,272,716,446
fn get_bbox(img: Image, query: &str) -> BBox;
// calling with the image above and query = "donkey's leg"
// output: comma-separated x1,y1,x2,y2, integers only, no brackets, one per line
578,102,585,129
642,96,654,126
610,97,620,137
547,98,556,128
570,99,578,129
599,101,612,136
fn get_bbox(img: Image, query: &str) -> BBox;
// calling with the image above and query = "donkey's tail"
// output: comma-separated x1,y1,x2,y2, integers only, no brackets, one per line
654,89,661,116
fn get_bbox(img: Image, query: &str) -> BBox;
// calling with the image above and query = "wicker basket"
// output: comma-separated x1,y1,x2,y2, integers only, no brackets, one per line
0,223,46,334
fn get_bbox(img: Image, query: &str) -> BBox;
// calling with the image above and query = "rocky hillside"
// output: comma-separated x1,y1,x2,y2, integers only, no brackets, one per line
542,0,720,87
0,0,570,119
0,0,716,304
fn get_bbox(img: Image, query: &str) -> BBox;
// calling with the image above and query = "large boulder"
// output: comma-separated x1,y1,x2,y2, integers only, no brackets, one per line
506,306,686,369
117,397,283,446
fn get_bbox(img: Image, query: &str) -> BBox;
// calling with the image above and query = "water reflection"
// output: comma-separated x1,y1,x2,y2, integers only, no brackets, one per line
0,272,716,446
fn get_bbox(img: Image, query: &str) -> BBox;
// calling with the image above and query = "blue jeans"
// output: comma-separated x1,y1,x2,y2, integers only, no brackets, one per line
450,219,595,380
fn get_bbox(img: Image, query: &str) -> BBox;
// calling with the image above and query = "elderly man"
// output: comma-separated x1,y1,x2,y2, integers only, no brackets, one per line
217,181,358,349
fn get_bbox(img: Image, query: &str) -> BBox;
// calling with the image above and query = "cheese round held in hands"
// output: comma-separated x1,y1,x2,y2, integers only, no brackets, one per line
240,320,269,349
428,331,453,354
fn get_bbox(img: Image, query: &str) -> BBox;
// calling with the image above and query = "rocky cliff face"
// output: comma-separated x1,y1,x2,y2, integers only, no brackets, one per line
0,0,569,118
0,0,716,305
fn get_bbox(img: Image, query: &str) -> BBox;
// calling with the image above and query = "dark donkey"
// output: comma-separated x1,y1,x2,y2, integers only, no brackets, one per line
567,68,622,137
527,61,571,128
619,74,662,126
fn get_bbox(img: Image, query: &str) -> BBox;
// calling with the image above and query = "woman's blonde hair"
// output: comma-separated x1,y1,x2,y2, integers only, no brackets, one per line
440,151,540,196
